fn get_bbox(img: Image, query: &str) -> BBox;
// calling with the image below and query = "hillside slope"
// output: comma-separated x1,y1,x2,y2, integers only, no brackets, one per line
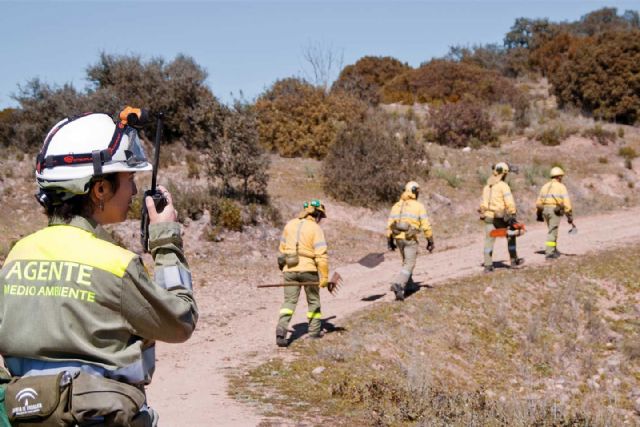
147,206,640,426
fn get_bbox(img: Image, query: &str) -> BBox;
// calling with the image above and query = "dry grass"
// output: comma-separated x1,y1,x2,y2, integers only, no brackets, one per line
231,244,640,426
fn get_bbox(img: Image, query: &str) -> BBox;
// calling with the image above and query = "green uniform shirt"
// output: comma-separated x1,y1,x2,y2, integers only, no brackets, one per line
0,216,198,384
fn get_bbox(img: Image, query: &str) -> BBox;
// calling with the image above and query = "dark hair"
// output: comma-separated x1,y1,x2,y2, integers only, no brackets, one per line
45,174,120,222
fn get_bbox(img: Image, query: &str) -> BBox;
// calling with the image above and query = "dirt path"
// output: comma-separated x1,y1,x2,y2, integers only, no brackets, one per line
147,206,640,426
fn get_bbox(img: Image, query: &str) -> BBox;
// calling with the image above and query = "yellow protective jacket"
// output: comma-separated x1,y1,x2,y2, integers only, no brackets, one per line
386,191,433,241
480,176,516,219
536,179,572,213
279,216,329,282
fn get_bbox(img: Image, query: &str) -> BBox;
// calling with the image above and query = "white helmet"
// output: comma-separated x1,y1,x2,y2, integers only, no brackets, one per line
404,181,420,194
493,162,510,175
550,166,565,178
36,110,152,196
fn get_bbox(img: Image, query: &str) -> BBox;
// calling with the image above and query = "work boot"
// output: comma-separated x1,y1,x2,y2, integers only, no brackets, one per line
510,258,525,268
390,283,405,301
545,251,561,260
275,326,288,348
483,265,494,273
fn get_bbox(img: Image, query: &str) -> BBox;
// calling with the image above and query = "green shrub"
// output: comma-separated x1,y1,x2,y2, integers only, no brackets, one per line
322,111,428,207
428,102,496,148
582,124,616,145
186,153,200,179
618,146,638,160
165,181,210,223
535,124,575,146
4,54,226,150
208,102,270,202
210,197,243,231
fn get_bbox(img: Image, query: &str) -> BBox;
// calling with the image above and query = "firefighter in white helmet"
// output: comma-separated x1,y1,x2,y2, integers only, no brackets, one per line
536,166,573,259
386,181,434,301
0,108,197,426
479,162,524,272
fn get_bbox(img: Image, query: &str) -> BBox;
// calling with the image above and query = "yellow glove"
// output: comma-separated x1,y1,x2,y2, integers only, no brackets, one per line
317,259,329,288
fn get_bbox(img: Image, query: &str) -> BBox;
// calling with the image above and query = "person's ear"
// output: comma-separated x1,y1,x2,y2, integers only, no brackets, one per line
91,179,112,201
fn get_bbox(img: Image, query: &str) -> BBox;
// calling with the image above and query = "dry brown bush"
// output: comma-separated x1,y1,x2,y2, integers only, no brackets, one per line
255,78,367,159
322,111,428,207
428,102,496,148
331,56,411,105
549,29,640,124
382,60,520,106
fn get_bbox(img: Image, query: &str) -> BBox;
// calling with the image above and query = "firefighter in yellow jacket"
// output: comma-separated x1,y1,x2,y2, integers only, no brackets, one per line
479,162,524,272
275,200,329,347
536,167,573,259
386,181,434,301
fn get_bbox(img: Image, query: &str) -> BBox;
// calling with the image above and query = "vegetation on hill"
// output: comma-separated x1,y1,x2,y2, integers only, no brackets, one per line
322,110,428,207
254,77,367,159
331,56,411,105
232,244,640,425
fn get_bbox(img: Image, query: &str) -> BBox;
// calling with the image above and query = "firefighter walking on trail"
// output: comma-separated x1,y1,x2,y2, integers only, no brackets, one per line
479,162,524,272
275,199,329,347
0,109,197,426
386,181,434,301
536,167,574,259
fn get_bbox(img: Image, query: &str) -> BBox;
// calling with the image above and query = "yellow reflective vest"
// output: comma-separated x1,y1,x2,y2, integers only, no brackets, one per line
480,176,516,219
536,179,572,213
386,191,433,241
279,217,329,281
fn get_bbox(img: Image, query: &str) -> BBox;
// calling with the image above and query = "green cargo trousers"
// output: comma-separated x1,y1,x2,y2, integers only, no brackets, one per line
483,217,517,268
277,271,322,335
543,205,561,256
392,239,418,289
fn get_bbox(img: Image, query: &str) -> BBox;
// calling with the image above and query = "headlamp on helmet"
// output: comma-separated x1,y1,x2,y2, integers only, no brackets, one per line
35,108,153,196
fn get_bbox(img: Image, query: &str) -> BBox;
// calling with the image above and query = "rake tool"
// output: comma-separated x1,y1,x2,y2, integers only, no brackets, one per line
257,272,344,296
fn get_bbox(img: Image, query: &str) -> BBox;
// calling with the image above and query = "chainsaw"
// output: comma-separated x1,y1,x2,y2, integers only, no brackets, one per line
489,222,526,238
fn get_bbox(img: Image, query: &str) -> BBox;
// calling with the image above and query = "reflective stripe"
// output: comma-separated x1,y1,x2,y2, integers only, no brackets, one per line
313,241,327,248
546,241,557,247
508,244,516,250
6,225,135,278
400,269,411,276
484,248,493,253
503,192,511,197
418,215,429,221
154,265,192,291
400,213,420,220
5,346,156,385
541,194,566,199
307,311,322,319
280,308,294,316
280,237,286,243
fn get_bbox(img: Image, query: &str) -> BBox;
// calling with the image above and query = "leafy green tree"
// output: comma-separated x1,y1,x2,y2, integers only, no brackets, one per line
86,53,225,148
207,102,270,201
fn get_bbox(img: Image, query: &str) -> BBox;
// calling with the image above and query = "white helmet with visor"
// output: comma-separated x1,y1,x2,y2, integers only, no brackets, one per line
35,109,152,201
